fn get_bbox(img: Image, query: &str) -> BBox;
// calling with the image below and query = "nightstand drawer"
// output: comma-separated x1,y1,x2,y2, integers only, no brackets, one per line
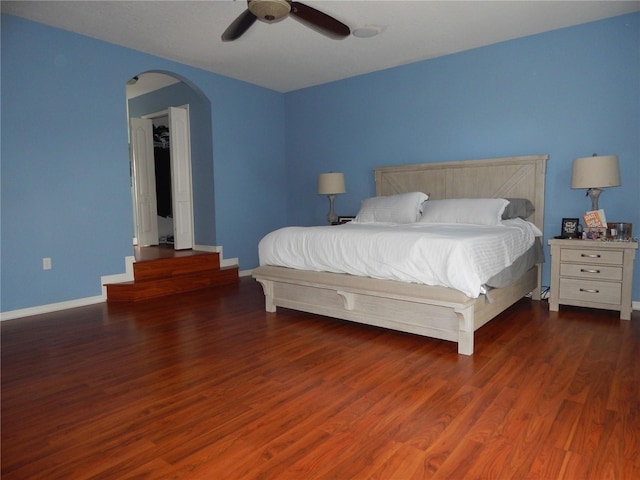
560,263,622,281
559,278,621,305
560,248,623,265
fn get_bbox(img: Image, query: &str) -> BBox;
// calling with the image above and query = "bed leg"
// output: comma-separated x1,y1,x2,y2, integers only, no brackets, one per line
455,305,474,355
531,265,543,301
255,278,277,313
265,297,276,313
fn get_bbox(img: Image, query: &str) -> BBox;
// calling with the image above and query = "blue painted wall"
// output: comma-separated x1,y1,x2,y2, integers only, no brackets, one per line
286,13,640,297
1,14,286,312
2,12,638,313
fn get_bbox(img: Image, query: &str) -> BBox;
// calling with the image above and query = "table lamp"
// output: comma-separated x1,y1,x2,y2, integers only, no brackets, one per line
571,154,620,211
318,173,345,223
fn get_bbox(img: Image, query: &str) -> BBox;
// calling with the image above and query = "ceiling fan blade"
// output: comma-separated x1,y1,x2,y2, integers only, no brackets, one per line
222,9,258,42
290,2,350,39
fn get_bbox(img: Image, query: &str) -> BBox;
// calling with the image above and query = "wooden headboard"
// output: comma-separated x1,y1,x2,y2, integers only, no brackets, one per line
374,154,549,232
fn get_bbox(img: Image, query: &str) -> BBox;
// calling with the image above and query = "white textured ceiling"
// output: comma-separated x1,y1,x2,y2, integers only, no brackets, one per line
3,1,639,93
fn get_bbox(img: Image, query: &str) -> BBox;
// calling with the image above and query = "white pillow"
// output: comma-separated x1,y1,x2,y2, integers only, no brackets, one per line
418,198,509,226
354,192,429,224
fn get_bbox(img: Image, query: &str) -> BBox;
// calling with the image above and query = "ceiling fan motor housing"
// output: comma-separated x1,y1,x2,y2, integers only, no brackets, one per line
248,0,291,22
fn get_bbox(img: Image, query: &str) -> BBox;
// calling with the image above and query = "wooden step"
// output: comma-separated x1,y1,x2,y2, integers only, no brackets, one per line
106,266,238,302
105,251,239,302
133,252,220,281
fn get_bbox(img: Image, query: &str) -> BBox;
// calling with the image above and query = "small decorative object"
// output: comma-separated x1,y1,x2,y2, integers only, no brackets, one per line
607,222,632,242
318,172,346,224
561,218,580,238
583,227,607,240
337,216,355,224
571,154,620,211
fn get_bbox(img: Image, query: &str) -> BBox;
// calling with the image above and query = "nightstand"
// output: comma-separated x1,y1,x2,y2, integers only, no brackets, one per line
548,238,638,320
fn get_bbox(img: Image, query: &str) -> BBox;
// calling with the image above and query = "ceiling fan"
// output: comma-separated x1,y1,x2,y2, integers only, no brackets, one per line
222,0,350,42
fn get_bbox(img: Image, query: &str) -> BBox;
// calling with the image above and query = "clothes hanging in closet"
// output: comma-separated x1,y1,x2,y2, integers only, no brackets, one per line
154,125,172,218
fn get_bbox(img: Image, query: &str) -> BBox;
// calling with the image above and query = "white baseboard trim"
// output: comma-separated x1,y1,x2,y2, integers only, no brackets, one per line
0,295,105,321
239,269,253,277
193,243,220,253
100,255,136,296
633,301,640,311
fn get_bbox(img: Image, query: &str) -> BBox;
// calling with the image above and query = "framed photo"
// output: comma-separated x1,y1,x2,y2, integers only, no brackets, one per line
337,216,355,224
583,227,607,241
561,218,580,238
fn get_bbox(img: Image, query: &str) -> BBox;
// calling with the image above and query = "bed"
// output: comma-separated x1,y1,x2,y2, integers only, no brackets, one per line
252,154,548,355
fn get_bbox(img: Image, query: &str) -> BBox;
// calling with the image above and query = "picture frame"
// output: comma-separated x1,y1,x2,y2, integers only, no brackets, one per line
583,227,607,241
561,218,580,238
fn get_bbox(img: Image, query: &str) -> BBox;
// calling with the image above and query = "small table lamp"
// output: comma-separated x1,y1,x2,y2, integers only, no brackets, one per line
318,172,345,224
571,154,620,211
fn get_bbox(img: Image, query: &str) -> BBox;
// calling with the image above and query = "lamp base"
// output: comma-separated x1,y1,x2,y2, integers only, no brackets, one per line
326,194,338,224
587,187,602,211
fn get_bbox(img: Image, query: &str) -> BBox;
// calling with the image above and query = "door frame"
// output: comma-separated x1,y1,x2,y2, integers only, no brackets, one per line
130,105,194,250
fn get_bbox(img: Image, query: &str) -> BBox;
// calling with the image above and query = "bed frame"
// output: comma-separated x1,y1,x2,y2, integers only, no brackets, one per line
253,155,548,355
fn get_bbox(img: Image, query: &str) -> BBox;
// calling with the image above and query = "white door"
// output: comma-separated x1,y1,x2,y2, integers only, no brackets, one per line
168,106,194,250
130,117,158,246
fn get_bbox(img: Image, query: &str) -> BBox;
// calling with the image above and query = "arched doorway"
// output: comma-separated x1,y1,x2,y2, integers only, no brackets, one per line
125,71,215,251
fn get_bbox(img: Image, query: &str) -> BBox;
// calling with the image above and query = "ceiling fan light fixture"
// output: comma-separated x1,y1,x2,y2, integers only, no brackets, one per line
248,0,291,22
223,0,348,41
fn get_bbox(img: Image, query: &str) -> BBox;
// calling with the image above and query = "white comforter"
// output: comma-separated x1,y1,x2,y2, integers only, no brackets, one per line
258,219,542,298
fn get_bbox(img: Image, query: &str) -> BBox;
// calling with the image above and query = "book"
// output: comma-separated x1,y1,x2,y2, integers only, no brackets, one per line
583,209,607,228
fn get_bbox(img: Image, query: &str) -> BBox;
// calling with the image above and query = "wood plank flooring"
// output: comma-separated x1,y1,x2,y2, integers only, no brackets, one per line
2,278,639,479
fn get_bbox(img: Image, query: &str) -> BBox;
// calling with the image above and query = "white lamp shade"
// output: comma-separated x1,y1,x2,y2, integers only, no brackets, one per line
571,155,621,189
318,173,346,195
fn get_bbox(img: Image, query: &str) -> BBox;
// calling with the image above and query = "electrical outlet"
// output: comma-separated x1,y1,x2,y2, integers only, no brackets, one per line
42,257,52,270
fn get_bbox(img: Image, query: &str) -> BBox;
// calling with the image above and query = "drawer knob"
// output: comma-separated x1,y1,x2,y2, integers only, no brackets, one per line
581,253,601,258
580,268,601,274
579,288,600,294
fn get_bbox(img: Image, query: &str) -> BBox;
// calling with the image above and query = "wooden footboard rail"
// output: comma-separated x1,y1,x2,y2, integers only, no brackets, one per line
252,265,538,355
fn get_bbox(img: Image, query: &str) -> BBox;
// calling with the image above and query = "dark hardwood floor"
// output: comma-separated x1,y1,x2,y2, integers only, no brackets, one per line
2,278,639,479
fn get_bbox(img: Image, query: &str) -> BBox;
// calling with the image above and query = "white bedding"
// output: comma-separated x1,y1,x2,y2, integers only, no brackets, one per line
258,219,542,298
